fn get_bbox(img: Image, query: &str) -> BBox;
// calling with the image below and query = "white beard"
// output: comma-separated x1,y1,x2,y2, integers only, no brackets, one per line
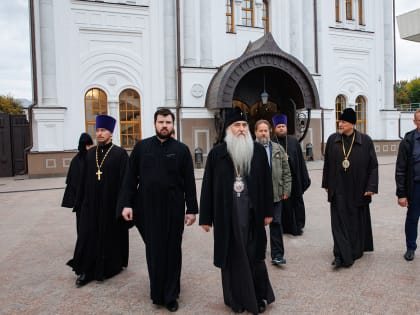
225,128,254,176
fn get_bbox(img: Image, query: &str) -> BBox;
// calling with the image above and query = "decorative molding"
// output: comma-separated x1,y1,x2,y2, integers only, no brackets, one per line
330,34,374,51
108,76,117,86
45,159,57,169
72,6,148,31
62,158,72,168
191,84,204,98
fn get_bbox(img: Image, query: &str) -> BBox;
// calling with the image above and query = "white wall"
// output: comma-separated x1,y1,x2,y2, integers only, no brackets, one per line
33,0,398,152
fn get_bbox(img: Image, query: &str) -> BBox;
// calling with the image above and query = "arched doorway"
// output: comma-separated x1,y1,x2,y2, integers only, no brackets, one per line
205,33,320,143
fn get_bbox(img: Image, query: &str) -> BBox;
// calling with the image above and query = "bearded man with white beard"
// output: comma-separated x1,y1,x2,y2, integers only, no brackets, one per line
199,107,275,314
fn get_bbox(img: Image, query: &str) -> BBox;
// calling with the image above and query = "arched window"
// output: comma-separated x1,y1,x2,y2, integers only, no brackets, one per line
335,0,341,22
335,94,346,130
85,88,108,139
345,0,353,20
241,0,254,27
262,1,269,32
358,0,364,25
119,89,141,148
226,0,234,33
355,95,366,133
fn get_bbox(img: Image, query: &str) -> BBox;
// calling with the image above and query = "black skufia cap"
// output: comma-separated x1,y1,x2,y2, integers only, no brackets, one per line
339,108,356,124
224,107,248,129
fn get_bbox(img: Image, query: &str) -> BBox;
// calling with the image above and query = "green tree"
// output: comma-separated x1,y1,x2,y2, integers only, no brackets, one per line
406,77,420,104
0,94,24,114
395,80,409,105
396,88,410,105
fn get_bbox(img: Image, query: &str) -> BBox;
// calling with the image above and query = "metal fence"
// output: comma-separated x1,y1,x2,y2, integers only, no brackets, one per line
395,103,420,112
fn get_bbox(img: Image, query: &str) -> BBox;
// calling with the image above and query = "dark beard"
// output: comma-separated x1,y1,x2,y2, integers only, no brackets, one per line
156,130,171,140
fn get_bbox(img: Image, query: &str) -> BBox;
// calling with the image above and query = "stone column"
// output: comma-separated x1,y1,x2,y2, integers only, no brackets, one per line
254,0,263,28
234,0,243,27
108,101,120,146
39,0,57,106
164,0,177,107
200,0,212,67
383,0,394,110
33,0,66,152
289,0,303,61
380,110,400,140
183,0,197,66
32,108,66,151
302,1,315,73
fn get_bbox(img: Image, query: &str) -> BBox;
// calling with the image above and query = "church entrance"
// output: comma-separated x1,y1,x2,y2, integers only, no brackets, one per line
205,33,320,143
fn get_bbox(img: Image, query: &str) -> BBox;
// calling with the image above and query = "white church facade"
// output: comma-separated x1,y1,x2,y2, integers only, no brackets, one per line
28,0,399,177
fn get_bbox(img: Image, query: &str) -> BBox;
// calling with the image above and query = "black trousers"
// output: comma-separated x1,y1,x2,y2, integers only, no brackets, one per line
269,201,285,259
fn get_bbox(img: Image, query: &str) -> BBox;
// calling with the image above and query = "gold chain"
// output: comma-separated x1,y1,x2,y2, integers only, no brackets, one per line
341,132,355,161
95,144,114,180
232,160,241,177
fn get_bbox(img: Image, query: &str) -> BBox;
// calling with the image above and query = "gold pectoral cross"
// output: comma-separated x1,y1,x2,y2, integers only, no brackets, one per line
96,169,103,181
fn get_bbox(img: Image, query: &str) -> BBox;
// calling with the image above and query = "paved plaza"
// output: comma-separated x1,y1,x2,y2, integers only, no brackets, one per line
0,156,419,314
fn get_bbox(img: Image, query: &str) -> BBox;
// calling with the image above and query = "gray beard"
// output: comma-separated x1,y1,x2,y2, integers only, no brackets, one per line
256,137,269,146
225,129,254,176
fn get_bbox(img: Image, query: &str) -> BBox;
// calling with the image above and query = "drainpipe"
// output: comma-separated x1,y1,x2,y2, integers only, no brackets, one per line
398,113,403,140
321,107,325,156
175,0,181,138
24,0,38,175
392,0,396,107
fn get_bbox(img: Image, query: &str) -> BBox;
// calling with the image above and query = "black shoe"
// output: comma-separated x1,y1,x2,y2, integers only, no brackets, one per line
231,306,245,313
271,256,286,265
75,273,92,287
166,300,178,312
332,257,343,268
404,249,415,261
258,300,266,313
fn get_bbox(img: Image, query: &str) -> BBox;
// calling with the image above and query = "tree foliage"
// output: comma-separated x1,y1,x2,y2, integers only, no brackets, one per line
0,94,24,114
396,89,410,105
396,80,410,105
406,78,420,104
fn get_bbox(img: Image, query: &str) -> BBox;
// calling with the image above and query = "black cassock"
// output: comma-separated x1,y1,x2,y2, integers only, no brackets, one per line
67,142,129,281
119,136,198,305
62,151,87,234
273,135,311,235
221,182,275,315
322,131,378,266
199,143,274,314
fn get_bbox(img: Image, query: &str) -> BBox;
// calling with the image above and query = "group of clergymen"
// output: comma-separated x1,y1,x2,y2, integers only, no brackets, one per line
62,107,420,314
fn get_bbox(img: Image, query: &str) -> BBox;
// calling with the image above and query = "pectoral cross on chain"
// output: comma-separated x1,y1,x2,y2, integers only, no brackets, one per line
96,169,103,181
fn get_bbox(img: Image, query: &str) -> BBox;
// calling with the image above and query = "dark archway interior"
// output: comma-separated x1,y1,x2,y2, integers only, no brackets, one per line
232,67,304,135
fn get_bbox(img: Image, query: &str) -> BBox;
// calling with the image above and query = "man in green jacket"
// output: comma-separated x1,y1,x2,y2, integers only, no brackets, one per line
255,119,292,265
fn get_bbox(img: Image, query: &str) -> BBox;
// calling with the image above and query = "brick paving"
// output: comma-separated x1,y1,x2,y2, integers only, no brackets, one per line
0,156,419,314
